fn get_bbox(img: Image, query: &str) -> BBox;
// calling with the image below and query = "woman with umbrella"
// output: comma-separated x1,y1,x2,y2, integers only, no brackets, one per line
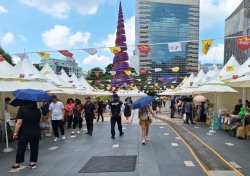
12,100,41,170
132,96,157,145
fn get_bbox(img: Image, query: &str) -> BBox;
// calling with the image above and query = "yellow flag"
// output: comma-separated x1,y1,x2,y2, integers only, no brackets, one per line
44,70,50,75
155,83,158,87
171,85,174,89
37,52,50,58
109,47,121,54
124,70,131,76
201,39,214,55
226,65,234,72
171,67,179,72
87,80,92,83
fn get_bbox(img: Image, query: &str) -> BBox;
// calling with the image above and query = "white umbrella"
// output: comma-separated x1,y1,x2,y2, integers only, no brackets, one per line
195,79,238,133
174,85,198,95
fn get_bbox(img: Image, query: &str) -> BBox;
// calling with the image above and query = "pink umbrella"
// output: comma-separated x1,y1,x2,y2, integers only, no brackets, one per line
193,95,206,102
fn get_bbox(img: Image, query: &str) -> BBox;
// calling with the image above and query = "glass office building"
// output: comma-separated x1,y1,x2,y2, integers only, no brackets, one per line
224,0,250,65
135,0,200,87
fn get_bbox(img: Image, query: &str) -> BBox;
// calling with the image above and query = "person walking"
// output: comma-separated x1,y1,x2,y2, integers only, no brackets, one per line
65,98,75,128
48,95,65,142
83,97,96,136
107,94,125,139
200,102,208,125
41,101,52,136
124,97,132,120
96,97,104,122
185,100,195,124
170,96,176,118
71,99,84,134
139,104,157,145
12,100,41,170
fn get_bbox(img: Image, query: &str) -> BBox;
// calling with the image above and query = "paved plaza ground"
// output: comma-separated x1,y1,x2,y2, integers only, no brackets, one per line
0,107,249,176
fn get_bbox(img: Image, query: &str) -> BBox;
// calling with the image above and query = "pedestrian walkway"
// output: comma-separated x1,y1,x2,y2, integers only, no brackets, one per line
0,110,206,176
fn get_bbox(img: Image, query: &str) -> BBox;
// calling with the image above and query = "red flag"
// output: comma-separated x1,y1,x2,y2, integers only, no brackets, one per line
237,36,250,51
58,50,73,57
138,45,151,54
0,55,4,62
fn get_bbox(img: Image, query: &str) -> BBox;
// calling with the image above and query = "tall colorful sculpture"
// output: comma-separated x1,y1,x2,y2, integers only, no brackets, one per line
111,1,132,87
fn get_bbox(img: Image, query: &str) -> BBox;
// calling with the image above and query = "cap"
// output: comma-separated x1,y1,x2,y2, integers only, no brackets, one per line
85,96,91,99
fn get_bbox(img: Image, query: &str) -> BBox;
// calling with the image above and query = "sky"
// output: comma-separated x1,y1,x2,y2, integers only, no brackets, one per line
0,0,244,71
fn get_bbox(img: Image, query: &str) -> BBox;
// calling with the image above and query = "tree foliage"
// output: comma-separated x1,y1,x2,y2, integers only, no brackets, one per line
0,47,14,66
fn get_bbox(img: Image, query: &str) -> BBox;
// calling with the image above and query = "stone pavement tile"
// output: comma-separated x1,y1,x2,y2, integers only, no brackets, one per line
176,166,206,176
126,148,138,155
139,164,160,176
157,164,179,176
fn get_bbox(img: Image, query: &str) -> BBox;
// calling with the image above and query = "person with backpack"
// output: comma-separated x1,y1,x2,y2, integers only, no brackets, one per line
83,97,96,136
96,97,104,122
139,104,157,145
107,94,125,139
71,99,84,134
124,97,132,119
185,100,195,124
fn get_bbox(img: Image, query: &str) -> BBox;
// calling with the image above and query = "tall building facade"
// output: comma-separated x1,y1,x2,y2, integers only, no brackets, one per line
40,57,82,77
224,0,250,65
135,0,200,87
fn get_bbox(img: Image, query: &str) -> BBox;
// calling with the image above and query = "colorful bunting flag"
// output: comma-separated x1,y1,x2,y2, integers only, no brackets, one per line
58,50,73,57
37,52,50,58
44,70,50,75
87,80,92,83
171,67,179,72
138,45,151,54
226,65,234,72
154,68,162,72
15,53,29,60
83,48,97,55
201,39,214,55
109,47,121,54
168,42,182,52
237,36,250,51
155,83,158,87
0,55,4,62
124,70,131,76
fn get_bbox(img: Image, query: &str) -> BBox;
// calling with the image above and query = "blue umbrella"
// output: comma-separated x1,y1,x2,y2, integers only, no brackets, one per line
12,89,52,102
132,96,155,109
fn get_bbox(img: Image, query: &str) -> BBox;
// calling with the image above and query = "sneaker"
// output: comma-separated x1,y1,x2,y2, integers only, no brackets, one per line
71,131,75,135
28,163,36,169
11,165,20,170
111,136,115,139
146,136,149,141
45,133,52,137
62,135,66,140
142,139,146,145
77,131,80,134
53,137,59,142
119,132,124,137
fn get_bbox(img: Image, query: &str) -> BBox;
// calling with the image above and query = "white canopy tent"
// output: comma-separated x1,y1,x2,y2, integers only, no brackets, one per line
193,69,205,85
200,65,220,85
0,59,15,74
234,57,250,77
218,55,240,81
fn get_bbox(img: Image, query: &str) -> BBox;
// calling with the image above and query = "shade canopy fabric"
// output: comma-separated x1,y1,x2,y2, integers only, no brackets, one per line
218,55,240,81
226,75,250,88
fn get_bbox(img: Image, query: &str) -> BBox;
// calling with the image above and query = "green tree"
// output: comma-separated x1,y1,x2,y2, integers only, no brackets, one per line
0,47,14,65
33,64,42,71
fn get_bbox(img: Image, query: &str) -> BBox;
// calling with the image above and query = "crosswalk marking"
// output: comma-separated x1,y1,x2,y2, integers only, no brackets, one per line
49,146,58,150
159,127,164,129
112,144,119,148
225,143,234,146
184,161,195,167
164,133,169,136
171,143,179,146
228,162,242,169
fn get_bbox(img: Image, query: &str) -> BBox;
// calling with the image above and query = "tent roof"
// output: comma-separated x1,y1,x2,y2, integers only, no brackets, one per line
234,56,250,76
59,69,71,82
40,63,55,74
79,76,95,91
218,55,240,80
0,60,15,74
70,73,83,88
200,65,220,84
193,69,205,85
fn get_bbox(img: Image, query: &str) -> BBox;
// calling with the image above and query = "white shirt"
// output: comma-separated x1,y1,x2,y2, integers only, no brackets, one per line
49,101,64,120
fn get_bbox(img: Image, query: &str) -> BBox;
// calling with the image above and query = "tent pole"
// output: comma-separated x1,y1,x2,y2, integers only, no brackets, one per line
242,87,246,128
2,92,14,152
209,92,216,133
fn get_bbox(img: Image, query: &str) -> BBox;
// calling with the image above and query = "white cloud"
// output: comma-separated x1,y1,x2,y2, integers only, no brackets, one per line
19,0,112,19
82,54,112,68
1,32,14,45
199,43,224,64
98,16,135,56
0,5,8,13
18,34,27,42
42,25,91,49
200,0,243,30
